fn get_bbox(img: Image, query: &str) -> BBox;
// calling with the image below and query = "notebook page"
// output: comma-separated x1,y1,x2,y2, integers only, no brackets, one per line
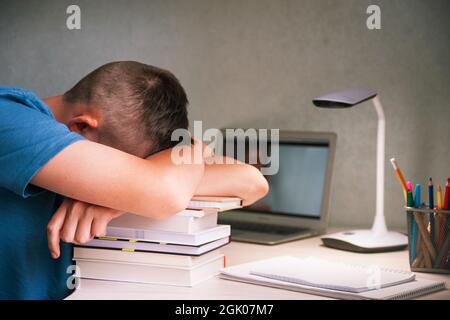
249,256,415,293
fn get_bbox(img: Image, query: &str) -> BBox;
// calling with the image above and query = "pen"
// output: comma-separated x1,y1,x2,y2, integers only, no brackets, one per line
390,158,408,202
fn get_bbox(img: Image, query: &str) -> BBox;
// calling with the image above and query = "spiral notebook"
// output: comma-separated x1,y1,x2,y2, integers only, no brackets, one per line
250,256,416,293
220,256,446,300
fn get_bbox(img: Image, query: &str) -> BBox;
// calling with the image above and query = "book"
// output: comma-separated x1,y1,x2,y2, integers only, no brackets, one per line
76,253,225,286
188,196,242,212
73,246,222,267
80,235,230,256
220,256,446,300
108,209,218,234
249,256,415,293
106,224,231,246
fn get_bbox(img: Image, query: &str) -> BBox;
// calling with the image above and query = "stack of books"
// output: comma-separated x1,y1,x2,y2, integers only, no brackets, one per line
73,196,242,286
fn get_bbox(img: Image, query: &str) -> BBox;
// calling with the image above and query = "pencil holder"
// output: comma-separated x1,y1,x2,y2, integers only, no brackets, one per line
406,206,450,274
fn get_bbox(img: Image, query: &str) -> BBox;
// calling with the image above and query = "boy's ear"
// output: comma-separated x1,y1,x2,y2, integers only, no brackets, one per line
68,115,99,135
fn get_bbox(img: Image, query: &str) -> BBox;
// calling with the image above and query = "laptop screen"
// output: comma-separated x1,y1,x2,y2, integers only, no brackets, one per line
226,141,329,219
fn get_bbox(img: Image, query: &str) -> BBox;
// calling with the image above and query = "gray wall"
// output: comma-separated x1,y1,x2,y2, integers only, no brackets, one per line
1,0,449,230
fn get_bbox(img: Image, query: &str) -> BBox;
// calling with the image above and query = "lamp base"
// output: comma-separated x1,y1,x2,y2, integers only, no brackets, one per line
321,229,408,253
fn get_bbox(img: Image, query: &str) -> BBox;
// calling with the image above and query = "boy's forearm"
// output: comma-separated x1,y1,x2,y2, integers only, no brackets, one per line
195,156,269,206
32,140,204,219
145,146,205,213
46,147,205,258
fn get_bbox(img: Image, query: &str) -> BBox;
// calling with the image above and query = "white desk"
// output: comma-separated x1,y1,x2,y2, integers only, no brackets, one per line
68,230,450,300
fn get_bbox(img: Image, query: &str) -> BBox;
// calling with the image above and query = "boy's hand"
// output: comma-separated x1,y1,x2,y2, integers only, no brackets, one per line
47,198,125,259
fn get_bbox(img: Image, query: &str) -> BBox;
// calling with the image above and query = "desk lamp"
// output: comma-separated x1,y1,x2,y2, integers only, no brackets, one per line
313,88,408,252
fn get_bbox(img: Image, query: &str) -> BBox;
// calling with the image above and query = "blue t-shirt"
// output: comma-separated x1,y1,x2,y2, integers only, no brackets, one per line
0,86,84,299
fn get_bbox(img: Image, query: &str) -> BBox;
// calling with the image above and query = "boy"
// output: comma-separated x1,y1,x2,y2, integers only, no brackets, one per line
0,61,268,299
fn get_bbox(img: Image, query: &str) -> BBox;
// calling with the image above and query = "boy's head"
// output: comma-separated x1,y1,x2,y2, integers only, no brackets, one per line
62,61,188,157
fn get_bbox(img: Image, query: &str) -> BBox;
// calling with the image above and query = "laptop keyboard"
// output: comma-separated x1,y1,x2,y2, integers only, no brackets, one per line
229,221,307,236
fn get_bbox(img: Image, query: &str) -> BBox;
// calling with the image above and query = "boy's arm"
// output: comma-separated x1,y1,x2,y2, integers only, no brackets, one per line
46,159,268,258
32,140,204,218
195,156,269,206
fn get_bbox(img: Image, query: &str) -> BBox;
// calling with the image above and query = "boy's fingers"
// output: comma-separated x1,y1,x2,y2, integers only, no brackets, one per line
91,218,107,238
90,207,112,237
60,201,84,243
47,203,69,259
91,211,112,238
74,206,95,243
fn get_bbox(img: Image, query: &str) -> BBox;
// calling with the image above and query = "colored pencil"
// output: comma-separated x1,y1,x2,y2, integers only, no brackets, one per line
421,239,432,268
413,210,436,262
406,181,413,192
414,184,421,209
407,179,413,255
429,178,436,249
411,184,421,261
408,187,436,264
416,233,424,268
434,185,445,250
412,232,425,268
390,158,408,202
444,179,450,210
406,189,415,262
437,185,443,209
443,179,450,269
444,180,450,247
434,232,450,269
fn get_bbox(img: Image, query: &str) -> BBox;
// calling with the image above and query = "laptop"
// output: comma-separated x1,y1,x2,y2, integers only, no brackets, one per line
218,131,336,245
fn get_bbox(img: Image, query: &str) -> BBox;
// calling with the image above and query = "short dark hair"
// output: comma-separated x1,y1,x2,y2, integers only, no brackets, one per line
63,61,189,157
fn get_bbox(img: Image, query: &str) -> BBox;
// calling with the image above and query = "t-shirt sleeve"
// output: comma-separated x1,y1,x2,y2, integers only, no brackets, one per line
0,98,84,197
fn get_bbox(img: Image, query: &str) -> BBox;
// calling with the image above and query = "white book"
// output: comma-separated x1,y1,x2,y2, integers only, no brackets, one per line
106,224,230,246
73,246,222,267
76,254,225,287
108,209,218,234
220,256,446,300
81,236,229,256
188,196,242,212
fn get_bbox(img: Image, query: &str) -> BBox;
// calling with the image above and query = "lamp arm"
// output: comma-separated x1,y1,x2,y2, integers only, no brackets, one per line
371,96,388,235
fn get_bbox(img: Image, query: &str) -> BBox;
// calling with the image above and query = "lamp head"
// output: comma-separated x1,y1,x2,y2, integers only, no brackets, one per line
313,88,377,108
